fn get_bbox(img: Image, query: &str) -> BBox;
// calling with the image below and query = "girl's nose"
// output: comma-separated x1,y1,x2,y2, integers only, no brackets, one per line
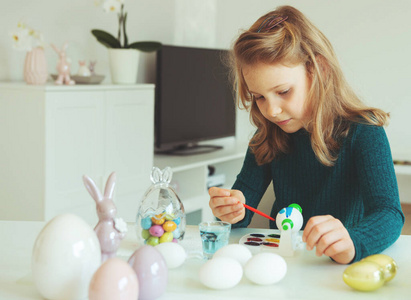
267,102,282,118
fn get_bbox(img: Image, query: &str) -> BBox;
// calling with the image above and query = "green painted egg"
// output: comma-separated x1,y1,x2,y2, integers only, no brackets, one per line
343,261,385,292
362,254,397,283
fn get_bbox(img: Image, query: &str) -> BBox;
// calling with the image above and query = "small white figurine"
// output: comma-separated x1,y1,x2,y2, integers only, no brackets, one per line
77,60,91,76
276,204,303,257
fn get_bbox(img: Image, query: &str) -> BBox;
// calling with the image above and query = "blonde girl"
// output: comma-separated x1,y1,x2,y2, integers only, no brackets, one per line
209,5,404,264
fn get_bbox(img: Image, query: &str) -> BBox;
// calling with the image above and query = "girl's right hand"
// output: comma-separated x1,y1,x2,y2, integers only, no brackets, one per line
208,187,245,224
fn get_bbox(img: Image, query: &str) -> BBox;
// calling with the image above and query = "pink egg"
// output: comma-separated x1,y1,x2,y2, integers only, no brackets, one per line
89,258,138,300
128,245,168,300
149,225,165,237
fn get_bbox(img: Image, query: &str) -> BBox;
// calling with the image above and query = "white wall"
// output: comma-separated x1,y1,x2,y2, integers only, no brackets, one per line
1,0,410,159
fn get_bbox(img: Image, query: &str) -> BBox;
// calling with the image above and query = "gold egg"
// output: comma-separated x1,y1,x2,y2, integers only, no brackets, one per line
343,261,385,292
362,254,397,283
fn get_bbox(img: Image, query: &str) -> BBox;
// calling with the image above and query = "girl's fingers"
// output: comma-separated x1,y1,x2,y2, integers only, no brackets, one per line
219,207,245,223
209,196,238,210
314,228,345,256
214,202,243,217
208,187,231,197
302,215,335,250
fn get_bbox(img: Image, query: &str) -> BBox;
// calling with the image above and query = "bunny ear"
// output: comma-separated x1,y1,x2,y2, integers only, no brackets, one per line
62,41,68,50
83,175,103,203
162,167,173,183
150,167,162,184
104,172,116,199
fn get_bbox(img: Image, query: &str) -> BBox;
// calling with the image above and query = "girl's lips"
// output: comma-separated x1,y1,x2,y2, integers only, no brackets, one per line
276,119,291,126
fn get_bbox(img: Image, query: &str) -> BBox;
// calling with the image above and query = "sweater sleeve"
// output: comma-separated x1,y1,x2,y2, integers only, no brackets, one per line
347,124,404,262
231,147,272,228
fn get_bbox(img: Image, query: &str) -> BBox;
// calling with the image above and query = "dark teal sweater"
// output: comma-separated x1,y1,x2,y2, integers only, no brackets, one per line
232,123,404,262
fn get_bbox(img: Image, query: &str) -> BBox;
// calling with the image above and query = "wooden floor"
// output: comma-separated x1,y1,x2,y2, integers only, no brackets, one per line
401,203,411,235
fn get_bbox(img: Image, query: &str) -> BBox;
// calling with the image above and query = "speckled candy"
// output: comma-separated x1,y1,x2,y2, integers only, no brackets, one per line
163,221,177,232
141,217,152,230
149,225,164,237
159,232,174,243
164,213,175,221
141,229,150,240
146,236,159,246
152,214,165,225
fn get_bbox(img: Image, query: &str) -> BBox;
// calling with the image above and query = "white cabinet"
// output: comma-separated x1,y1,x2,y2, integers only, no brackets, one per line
153,138,247,224
0,83,154,223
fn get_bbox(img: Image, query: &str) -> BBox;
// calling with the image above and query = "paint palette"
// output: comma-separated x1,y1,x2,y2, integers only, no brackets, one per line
239,233,282,254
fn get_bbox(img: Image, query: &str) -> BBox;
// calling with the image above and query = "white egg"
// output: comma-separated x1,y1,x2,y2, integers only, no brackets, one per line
244,252,287,285
199,257,243,290
155,242,187,269
213,244,252,267
32,214,101,300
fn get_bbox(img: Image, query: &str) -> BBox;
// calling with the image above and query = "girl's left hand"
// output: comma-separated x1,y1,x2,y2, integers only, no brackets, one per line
302,215,355,264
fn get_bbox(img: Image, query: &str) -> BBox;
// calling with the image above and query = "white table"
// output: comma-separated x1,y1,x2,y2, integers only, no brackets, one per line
1,221,410,300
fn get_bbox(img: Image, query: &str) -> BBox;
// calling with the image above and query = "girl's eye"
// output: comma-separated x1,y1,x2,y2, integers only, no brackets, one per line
278,88,290,95
254,95,265,101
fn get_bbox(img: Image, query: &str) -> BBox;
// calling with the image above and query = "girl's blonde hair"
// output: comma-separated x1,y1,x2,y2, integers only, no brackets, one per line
230,5,388,166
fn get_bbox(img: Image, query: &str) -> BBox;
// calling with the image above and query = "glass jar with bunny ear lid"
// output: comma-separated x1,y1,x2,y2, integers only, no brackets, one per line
136,167,186,246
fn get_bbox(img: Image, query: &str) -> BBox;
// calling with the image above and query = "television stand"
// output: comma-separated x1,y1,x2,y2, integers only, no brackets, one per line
156,144,223,156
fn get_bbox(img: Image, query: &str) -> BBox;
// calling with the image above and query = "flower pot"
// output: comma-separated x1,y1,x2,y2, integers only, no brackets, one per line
108,48,140,84
24,47,48,85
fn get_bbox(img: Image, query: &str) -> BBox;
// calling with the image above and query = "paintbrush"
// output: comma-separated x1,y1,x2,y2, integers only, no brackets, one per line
239,201,275,221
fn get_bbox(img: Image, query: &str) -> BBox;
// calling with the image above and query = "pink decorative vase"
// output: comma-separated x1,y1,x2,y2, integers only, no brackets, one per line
24,47,48,85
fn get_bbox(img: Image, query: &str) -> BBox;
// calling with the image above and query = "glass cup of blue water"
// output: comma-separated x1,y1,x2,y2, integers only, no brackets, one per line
199,221,231,259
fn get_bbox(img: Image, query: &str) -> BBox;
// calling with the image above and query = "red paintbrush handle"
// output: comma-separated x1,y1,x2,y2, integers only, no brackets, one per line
241,202,275,221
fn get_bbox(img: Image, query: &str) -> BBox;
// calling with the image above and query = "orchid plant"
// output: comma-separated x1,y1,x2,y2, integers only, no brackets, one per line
10,22,45,52
91,0,161,52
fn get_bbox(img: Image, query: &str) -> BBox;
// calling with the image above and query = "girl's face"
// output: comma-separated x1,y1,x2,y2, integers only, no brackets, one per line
243,62,311,133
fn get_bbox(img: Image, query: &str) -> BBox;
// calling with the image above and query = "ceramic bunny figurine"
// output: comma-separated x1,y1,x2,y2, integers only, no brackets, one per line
77,60,91,76
83,172,127,262
88,60,97,75
51,42,75,85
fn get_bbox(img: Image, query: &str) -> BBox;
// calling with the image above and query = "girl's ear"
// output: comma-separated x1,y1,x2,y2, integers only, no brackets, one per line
83,175,103,203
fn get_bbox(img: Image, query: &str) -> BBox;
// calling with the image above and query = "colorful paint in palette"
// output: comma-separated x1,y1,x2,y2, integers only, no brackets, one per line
239,233,282,254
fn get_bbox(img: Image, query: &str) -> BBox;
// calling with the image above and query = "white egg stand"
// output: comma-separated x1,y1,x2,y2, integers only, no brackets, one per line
239,204,304,257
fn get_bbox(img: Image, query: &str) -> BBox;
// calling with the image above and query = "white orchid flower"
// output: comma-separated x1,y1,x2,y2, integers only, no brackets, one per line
102,0,121,13
10,27,33,51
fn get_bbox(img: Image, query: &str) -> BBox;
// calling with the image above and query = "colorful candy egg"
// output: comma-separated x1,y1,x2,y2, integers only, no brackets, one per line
141,217,152,230
146,236,159,246
151,214,165,225
163,221,177,232
159,232,174,243
343,261,385,291
141,229,150,240
149,225,164,237
164,213,175,221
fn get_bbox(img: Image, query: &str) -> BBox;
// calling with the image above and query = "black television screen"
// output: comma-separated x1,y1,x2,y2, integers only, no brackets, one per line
155,45,236,155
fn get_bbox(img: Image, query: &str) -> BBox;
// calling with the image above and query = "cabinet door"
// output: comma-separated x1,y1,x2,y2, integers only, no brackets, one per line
45,91,105,223
105,89,154,221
